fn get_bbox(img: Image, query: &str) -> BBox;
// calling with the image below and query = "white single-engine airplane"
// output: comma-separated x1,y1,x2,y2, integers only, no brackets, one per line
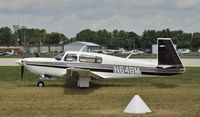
16,38,185,88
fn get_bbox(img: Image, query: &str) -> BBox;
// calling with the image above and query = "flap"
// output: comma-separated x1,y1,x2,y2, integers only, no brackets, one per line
66,68,103,79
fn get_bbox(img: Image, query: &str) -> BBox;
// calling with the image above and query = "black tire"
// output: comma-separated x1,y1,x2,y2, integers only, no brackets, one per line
37,81,45,87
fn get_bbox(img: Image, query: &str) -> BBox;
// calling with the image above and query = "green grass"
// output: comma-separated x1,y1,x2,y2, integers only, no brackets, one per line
0,67,200,117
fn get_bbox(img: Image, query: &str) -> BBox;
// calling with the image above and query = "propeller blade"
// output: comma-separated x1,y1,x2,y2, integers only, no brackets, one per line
21,65,24,81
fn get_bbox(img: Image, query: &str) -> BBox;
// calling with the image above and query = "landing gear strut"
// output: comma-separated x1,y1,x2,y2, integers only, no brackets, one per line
37,75,46,87
37,81,45,87
37,75,55,87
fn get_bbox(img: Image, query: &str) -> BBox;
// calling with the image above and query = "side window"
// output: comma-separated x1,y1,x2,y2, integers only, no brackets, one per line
79,54,102,63
64,54,77,62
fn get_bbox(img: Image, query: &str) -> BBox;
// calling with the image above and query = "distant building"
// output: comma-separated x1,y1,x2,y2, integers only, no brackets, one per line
64,41,101,52
152,44,177,54
26,44,63,53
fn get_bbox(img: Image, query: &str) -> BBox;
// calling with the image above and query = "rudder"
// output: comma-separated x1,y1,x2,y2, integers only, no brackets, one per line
157,38,184,69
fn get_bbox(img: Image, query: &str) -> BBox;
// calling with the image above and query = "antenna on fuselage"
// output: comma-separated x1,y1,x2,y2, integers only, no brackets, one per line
79,45,87,52
126,53,133,59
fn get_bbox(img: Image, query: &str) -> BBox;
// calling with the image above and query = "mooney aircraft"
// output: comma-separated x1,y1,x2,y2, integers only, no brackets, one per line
16,38,185,88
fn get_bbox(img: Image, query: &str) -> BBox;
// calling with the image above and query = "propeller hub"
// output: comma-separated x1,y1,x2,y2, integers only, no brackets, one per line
16,59,25,81
16,59,24,66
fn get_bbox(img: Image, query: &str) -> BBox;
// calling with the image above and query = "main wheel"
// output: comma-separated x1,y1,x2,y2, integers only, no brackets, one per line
37,81,45,87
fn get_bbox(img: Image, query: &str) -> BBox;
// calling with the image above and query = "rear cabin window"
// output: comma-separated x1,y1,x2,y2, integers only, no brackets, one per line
64,54,77,62
79,54,102,63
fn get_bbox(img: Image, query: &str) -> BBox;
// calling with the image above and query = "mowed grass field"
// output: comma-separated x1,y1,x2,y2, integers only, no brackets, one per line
0,67,200,117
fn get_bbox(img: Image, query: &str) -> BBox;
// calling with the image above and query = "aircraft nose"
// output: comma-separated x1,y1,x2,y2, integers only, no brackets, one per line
16,59,24,66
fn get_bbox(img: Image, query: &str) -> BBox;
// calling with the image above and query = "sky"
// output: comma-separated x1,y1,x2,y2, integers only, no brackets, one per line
0,0,200,37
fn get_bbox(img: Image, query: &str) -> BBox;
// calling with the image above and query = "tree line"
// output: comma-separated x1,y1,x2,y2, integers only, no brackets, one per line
0,27,200,51
0,27,69,46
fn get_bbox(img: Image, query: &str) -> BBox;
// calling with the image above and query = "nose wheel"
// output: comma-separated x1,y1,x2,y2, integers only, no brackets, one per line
37,81,45,87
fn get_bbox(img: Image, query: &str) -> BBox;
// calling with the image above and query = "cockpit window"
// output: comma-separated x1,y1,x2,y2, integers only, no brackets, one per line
79,54,102,63
64,54,77,62
54,53,64,61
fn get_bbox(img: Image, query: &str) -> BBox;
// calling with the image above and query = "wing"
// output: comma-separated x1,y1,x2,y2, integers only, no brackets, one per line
66,68,106,79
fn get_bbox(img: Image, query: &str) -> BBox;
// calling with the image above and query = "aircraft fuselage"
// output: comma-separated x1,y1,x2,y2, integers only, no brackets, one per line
19,51,184,79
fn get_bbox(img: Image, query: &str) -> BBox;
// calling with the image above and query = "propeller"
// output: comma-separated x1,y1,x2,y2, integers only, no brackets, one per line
21,65,24,81
16,59,24,81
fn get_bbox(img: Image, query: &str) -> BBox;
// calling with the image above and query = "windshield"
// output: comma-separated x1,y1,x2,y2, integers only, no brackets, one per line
54,53,64,61
64,54,77,62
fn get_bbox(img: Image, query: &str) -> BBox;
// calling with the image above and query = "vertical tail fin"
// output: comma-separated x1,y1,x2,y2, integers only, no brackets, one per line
157,38,184,69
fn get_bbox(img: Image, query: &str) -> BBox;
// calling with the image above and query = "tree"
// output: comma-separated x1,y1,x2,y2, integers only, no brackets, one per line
59,33,69,44
141,30,157,49
46,32,68,44
95,29,112,47
17,28,47,45
170,30,192,48
191,33,200,51
76,29,95,42
15,28,68,45
0,27,14,45
128,31,140,49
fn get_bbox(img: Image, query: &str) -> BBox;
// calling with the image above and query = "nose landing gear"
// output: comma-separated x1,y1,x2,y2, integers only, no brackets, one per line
37,74,53,87
37,81,45,87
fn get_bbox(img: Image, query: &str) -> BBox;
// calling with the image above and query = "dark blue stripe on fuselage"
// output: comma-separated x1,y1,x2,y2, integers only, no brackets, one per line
26,63,181,76
26,63,113,73
141,72,181,76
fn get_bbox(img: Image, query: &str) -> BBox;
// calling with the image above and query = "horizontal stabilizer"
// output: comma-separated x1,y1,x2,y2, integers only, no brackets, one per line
157,65,177,69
